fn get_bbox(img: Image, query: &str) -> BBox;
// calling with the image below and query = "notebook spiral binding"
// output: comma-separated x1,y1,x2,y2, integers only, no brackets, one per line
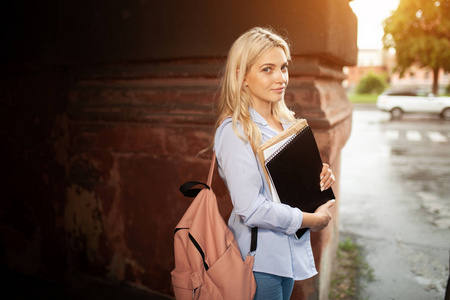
265,125,310,165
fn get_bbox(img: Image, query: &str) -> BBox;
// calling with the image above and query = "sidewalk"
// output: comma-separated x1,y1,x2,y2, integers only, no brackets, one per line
340,108,450,299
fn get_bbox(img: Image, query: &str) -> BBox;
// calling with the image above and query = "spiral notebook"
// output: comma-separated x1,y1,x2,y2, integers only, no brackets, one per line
256,119,335,239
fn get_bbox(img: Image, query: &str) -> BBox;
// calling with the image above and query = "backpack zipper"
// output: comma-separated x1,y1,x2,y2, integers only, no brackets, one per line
188,233,209,271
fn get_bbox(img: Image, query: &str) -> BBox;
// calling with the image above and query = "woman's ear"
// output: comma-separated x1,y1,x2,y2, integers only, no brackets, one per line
237,68,248,88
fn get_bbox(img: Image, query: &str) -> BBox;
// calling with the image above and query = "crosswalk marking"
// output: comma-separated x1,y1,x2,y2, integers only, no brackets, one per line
427,131,447,143
384,130,449,142
385,130,399,140
406,131,422,141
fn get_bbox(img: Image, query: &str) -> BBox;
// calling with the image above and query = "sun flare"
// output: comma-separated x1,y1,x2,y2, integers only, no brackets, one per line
350,0,400,49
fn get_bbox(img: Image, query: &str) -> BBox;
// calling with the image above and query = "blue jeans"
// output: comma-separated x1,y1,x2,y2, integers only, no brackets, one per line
253,272,295,300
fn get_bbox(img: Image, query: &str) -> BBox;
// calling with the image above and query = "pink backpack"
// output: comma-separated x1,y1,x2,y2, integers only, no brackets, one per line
171,154,257,300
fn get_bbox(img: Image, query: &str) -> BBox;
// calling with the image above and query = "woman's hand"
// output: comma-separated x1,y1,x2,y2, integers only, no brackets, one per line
309,200,335,232
300,200,335,232
300,163,336,232
320,163,335,192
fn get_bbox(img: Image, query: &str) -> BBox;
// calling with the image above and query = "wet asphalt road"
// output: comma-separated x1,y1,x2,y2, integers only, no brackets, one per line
339,105,450,300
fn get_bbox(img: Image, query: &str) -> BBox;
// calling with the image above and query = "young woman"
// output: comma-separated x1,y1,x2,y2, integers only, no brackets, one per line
211,27,335,300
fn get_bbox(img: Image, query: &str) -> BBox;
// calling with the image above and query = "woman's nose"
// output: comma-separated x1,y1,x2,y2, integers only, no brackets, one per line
276,69,288,83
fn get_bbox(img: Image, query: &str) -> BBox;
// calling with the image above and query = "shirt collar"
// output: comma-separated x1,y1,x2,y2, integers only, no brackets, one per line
249,107,268,126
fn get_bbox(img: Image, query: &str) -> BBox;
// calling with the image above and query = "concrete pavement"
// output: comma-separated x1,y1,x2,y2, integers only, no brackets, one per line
340,107,450,299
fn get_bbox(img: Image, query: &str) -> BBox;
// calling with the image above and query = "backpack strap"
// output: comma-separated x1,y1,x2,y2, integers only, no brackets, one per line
250,227,258,253
179,146,259,252
247,133,259,254
179,181,210,198
206,152,216,187
178,154,216,198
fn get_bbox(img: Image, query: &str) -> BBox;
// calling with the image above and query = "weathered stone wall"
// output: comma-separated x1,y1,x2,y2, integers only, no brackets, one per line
0,66,70,278
1,0,356,298
64,66,230,294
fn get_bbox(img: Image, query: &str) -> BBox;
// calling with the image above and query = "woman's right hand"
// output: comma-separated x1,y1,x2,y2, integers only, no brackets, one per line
301,200,335,232
310,200,335,232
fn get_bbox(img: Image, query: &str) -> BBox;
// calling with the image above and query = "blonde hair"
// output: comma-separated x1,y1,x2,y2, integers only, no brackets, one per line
205,27,295,153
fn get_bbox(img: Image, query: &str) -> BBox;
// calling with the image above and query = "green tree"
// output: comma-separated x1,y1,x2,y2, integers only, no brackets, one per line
355,72,387,94
383,0,450,95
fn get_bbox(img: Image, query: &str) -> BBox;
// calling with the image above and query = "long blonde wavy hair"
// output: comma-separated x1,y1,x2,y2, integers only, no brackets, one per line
203,27,296,154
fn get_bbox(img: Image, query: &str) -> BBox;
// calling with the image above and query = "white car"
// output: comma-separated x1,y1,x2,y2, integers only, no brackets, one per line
377,90,450,120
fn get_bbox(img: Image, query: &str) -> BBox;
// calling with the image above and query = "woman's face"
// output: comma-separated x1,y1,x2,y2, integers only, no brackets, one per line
244,47,289,109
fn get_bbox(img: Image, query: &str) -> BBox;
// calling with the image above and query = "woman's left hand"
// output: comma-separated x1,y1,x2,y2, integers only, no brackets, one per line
320,163,335,192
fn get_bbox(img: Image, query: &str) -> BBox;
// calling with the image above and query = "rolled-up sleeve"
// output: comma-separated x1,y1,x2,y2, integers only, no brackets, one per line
214,120,302,235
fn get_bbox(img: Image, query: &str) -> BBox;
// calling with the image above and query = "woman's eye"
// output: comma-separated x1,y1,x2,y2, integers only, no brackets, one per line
263,67,271,72
282,65,288,71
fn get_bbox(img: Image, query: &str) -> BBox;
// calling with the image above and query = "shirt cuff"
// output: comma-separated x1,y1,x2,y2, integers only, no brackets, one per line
286,207,302,235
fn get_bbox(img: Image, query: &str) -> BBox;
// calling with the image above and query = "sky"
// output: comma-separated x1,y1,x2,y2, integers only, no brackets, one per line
349,0,400,49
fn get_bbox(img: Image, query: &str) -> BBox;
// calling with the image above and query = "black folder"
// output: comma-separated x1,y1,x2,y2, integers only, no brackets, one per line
256,119,335,239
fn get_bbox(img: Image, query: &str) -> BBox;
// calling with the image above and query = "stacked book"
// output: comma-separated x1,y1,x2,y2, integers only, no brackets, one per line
256,119,335,239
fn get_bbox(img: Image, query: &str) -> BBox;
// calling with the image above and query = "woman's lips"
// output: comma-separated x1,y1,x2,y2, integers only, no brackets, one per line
272,88,285,93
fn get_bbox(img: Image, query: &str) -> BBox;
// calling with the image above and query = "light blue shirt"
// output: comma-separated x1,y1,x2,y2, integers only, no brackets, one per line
214,108,318,280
